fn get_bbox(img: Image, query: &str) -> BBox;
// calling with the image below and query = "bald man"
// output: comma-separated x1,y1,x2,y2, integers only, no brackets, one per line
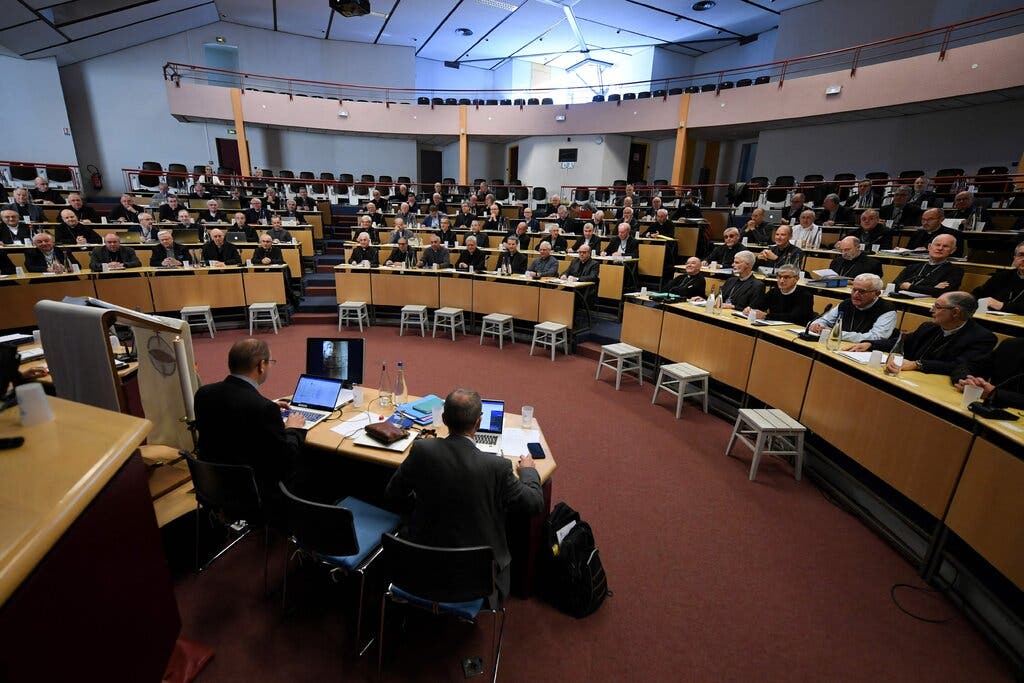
892,234,963,297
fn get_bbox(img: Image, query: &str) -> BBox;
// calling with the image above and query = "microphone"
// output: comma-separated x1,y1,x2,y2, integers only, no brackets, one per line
798,302,833,341
968,372,1024,421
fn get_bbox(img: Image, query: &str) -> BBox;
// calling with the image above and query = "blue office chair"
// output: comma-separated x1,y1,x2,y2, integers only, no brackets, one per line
278,482,400,653
377,533,504,682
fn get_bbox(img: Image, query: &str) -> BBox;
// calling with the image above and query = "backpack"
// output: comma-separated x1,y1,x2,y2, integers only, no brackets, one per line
541,502,611,618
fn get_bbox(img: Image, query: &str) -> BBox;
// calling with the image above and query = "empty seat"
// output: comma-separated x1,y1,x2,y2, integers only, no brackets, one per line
527,98,539,105
473,178,486,187
637,91,651,99
718,81,734,90
975,166,1010,196
339,173,354,185
500,99,512,105
514,186,529,201
299,171,315,180
167,163,188,189
652,89,667,97
594,189,609,203
541,97,553,104
44,166,73,184
513,98,526,106
532,186,547,201
431,97,443,105
736,78,753,87
494,185,509,201
592,95,605,102
472,98,484,105
217,166,234,177
684,86,699,94
700,84,716,93
864,171,889,183
192,165,205,177
765,175,794,203
361,174,374,184
486,99,499,105
444,98,457,105
933,168,965,197
278,170,295,179
668,87,683,95
574,187,590,201
608,94,621,102
898,169,924,180
417,97,430,105
458,98,471,105
622,92,636,100
754,76,770,84
397,176,411,184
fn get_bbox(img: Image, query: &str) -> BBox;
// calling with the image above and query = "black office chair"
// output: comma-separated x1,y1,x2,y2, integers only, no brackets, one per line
668,87,683,95
397,176,412,184
541,97,553,104
494,185,509,201
45,165,73,185
592,95,605,102
458,98,471,105
444,98,457,106
417,97,430,105
736,78,753,88
684,85,699,94
514,186,529,201
754,75,770,84
622,92,636,100
532,186,546,202
500,99,512,105
637,91,652,99
10,163,38,184
652,89,667,98
182,450,270,594
513,98,526,106
473,178,487,187
377,533,504,682
485,99,499,105
594,188,609,203
278,483,399,652
897,169,924,181
575,187,591,202
527,98,539,105
717,81,734,91
167,163,189,190
607,93,621,102
472,99,485,106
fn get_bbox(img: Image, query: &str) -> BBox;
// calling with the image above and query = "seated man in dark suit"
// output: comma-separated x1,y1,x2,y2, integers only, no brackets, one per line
454,202,476,228
756,224,803,271
848,209,892,251
562,243,600,284
467,219,490,248
496,237,527,274
892,233,963,297
505,221,531,251
24,232,69,273
189,182,212,200
436,216,458,248
348,231,379,266
817,193,853,226
572,222,601,253
741,207,772,246
601,222,639,258
138,211,161,242
253,233,300,306
971,241,1024,314
672,194,703,221
29,176,64,204
641,209,672,238
849,292,996,376
906,208,963,257
294,187,317,210
386,388,543,602
0,251,13,276
546,225,569,252
108,194,141,223
666,257,706,299
950,190,990,229
5,188,45,223
456,235,487,271
54,209,102,245
90,233,142,271
244,198,272,225
953,337,1024,409
543,195,562,218
702,228,742,267
878,186,922,229
201,228,242,266
158,195,190,222
748,264,815,324
908,176,939,209
419,234,450,269
66,193,100,223
385,237,418,268
520,206,541,232
720,251,765,310
845,179,881,209
1,208,31,244
781,193,809,224
150,230,189,267
199,199,227,224
195,338,307,514
828,237,883,278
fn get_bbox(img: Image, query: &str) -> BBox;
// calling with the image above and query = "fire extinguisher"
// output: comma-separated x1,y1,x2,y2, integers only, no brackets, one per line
88,164,102,191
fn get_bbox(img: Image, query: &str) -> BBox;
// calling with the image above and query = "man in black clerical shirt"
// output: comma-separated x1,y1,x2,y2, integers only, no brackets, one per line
5,188,44,223
496,237,527,274
199,199,227,224
0,208,31,245
817,193,852,226
829,237,883,278
150,230,189,267
906,207,963,256
245,198,271,225
158,195,188,222
781,193,809,224
972,241,1024,314
385,237,418,268
879,186,922,228
953,337,1024,409
506,221,531,251
201,228,242,266
720,251,765,311
349,231,379,266
756,224,803,271
108,194,141,223
54,209,101,245
602,222,639,258
66,193,100,223
951,191,990,229
845,179,881,210
672,193,703,221
24,232,68,273
848,209,892,251
30,176,63,204
90,233,141,271
666,257,706,299
908,176,939,209
741,208,772,246
703,228,742,267
893,233,963,297
748,264,815,324
572,222,601,253
454,202,475,228
456,235,487,271
642,209,672,238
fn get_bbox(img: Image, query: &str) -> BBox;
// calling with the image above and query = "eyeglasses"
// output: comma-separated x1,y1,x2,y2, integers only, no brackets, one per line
931,304,955,311
850,287,876,295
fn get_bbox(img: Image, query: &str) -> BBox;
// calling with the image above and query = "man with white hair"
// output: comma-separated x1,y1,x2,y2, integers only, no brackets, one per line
527,241,559,278
572,222,600,252
809,273,896,342
908,176,938,208
348,231,379,266
791,209,822,250
394,201,415,226
5,188,44,223
641,208,672,238
456,235,486,271
387,217,414,244
201,228,241,266
602,222,639,258
547,224,568,252
719,251,764,310
817,193,852,227
150,230,189,267
829,237,883,278
90,233,141,271
67,192,100,222
0,208,31,244
951,190,989,226
24,232,68,273
30,176,63,204
748,264,815,324
702,228,742,267
892,233,963,296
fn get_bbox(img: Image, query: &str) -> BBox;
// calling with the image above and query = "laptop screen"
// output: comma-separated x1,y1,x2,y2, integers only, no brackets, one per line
478,399,505,434
291,374,344,410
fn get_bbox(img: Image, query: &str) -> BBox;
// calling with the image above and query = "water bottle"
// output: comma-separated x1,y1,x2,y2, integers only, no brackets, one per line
378,361,393,407
393,361,408,407
883,334,905,376
704,289,715,314
826,312,843,352
712,287,723,316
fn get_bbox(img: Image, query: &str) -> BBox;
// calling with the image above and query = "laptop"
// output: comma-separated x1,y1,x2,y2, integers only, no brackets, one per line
473,399,506,454
226,231,248,243
284,374,345,430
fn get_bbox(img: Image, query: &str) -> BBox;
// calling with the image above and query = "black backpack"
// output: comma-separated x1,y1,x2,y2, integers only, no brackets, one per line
541,502,611,618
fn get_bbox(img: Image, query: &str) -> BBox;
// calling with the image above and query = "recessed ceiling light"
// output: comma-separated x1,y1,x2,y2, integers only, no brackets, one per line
455,27,474,36
692,1,716,10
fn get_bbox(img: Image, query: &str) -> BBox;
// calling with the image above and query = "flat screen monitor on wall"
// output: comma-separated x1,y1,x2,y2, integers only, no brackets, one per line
558,148,578,163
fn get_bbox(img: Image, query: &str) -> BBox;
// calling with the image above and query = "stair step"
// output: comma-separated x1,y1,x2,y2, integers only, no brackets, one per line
576,341,605,361
291,312,339,325
305,286,335,297
297,295,340,313
303,273,336,286
316,254,346,265
325,247,345,255
316,264,336,273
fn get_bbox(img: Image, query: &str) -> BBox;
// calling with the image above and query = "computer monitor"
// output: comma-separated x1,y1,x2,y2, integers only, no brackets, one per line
305,337,364,388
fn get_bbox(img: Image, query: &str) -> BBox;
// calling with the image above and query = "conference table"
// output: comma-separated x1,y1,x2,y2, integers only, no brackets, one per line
621,295,1024,594
301,388,557,596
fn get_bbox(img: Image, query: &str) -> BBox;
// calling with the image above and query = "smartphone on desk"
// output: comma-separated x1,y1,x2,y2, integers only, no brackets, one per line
527,442,546,459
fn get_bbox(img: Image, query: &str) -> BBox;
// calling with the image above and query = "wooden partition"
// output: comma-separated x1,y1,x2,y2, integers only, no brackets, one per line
658,307,755,389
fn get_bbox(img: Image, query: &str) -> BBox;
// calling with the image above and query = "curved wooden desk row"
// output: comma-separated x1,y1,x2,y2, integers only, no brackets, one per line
0,266,287,331
334,265,594,328
622,298,1024,590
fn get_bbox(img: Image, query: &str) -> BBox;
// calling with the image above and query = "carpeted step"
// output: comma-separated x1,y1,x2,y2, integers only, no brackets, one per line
316,254,346,266
303,273,335,286
291,312,338,325
296,295,339,313
304,286,335,297
316,264,336,273
577,341,605,361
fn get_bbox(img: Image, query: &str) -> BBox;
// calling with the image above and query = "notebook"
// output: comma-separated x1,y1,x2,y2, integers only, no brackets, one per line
473,399,506,454
226,231,248,243
283,374,345,430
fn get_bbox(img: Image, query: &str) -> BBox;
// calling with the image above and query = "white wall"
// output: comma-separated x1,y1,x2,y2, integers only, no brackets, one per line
651,48,695,87
416,58,494,95
507,134,629,200
650,138,677,182
693,30,778,78
58,21,416,194
440,141,506,183
0,55,77,166
752,100,1023,180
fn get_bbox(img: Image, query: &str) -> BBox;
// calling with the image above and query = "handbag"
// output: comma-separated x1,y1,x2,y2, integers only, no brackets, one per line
365,421,408,445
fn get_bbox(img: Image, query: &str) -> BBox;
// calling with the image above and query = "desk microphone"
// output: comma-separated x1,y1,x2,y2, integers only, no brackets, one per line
798,302,832,341
968,372,1024,421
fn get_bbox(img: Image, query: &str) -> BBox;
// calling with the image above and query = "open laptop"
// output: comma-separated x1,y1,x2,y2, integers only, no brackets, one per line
283,374,345,430
226,231,248,243
473,399,506,454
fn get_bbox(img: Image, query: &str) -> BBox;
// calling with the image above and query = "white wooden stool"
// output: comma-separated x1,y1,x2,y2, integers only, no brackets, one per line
595,342,643,390
530,321,569,361
247,302,280,334
479,313,514,348
725,408,806,481
180,305,215,339
432,307,466,340
338,301,369,331
652,362,709,417
399,305,427,337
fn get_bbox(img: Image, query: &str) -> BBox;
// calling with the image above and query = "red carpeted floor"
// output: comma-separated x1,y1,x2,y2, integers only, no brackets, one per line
172,323,1012,681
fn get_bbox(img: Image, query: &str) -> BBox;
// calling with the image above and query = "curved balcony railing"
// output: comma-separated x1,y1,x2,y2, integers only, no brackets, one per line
162,7,1024,104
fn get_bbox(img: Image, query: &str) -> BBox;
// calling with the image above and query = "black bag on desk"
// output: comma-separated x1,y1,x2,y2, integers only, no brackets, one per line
541,502,610,618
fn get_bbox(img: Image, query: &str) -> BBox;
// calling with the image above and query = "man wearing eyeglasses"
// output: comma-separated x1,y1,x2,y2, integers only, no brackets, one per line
809,273,896,342
195,338,306,514
829,236,883,279
848,292,995,375
971,241,1024,314
745,264,815,324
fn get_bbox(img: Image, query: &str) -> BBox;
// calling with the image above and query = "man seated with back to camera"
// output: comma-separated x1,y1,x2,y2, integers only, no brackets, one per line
829,236,883,278
385,388,543,605
702,227,742,267
456,235,487,271
150,230,189,267
756,223,803,271
746,264,815,324
848,209,892,251
666,257,706,299
808,273,896,342
892,234,963,297
847,291,995,376
971,241,1024,314
719,251,765,310
953,337,1024,409
201,228,242,266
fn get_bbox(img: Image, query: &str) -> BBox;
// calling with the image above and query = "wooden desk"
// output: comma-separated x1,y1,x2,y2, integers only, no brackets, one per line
150,267,247,310
659,303,756,390
0,273,94,329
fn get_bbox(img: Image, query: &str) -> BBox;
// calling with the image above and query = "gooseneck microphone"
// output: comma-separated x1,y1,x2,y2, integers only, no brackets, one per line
968,372,1024,421
798,302,833,341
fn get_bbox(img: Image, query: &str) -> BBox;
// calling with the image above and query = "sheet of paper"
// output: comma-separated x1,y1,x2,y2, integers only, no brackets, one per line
555,520,576,545
0,333,32,343
330,412,376,438
501,427,540,457
751,319,791,326
837,351,872,364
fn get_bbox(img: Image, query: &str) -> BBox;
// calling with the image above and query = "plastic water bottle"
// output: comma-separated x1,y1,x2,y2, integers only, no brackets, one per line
884,334,905,376
378,362,393,407
826,313,844,352
704,290,715,314
393,361,408,408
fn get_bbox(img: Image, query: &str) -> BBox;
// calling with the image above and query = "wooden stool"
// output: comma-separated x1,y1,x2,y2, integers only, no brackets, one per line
248,302,280,334
652,362,709,417
725,409,806,481
595,342,643,390
530,321,569,361
432,307,466,340
479,313,514,348
338,301,369,331
399,305,427,337
180,305,215,339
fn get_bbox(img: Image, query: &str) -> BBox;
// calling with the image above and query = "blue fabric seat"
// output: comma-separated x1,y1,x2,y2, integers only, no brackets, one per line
316,496,401,570
388,585,484,621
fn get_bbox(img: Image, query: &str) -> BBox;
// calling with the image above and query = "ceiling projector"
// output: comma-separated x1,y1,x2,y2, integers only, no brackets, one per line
329,0,370,17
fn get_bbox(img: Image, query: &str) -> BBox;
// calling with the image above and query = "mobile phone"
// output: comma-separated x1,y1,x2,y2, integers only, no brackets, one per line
527,442,546,459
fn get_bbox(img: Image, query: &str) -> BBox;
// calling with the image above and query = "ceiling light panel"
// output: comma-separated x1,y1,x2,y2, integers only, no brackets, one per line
414,0,516,62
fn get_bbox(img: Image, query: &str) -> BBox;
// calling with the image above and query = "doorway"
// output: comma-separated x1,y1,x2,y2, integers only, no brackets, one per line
508,145,519,182
627,142,648,184
216,138,240,174
419,149,442,183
